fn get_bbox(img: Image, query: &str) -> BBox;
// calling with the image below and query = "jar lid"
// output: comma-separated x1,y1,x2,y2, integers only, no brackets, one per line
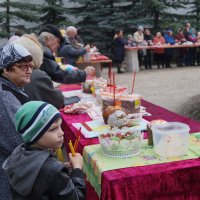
151,122,190,134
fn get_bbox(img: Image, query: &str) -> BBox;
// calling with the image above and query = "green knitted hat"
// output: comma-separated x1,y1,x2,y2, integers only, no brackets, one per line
15,101,61,144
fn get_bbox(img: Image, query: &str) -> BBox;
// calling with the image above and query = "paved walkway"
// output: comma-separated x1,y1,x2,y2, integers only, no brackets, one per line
102,65,200,121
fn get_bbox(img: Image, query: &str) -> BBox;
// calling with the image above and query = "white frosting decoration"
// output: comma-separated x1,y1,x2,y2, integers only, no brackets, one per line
107,110,128,127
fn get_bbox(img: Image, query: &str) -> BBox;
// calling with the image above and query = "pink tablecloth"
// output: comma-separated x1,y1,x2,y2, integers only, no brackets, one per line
60,84,200,200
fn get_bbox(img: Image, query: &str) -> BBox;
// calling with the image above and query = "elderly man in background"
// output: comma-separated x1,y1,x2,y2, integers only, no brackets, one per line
66,26,84,48
38,24,95,82
58,25,90,65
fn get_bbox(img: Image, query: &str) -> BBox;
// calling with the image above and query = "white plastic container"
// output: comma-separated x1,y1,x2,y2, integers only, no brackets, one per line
151,122,190,158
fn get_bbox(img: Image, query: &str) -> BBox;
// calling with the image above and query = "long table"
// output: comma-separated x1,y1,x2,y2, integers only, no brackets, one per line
125,43,200,72
60,84,200,200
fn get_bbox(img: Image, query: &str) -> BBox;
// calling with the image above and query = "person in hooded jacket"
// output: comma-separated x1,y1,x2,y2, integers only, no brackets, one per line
3,101,86,200
38,24,95,84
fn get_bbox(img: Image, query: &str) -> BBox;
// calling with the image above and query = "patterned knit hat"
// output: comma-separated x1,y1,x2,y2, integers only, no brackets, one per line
0,43,32,69
15,101,61,144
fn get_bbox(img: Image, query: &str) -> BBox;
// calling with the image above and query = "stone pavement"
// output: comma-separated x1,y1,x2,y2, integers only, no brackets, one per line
101,65,200,121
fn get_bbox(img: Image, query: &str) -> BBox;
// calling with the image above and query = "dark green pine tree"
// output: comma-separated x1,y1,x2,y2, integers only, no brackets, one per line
40,0,70,27
0,0,40,38
68,0,187,54
185,0,200,29
135,0,187,32
68,0,135,54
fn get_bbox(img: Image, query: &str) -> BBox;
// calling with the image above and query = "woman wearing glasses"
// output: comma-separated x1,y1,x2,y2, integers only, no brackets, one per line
0,43,34,200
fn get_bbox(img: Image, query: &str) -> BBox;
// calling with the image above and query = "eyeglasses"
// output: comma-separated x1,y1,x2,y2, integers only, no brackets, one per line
14,62,34,71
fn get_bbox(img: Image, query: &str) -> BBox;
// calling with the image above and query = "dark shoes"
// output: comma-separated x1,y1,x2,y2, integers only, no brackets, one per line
117,68,126,73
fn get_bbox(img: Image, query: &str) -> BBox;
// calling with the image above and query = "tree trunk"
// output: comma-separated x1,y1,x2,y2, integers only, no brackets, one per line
154,10,159,30
6,0,10,37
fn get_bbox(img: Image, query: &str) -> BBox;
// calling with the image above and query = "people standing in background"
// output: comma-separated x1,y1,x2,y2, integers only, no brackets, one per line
153,32,165,69
111,30,127,73
175,28,187,67
184,22,191,41
144,28,153,69
188,28,197,66
184,22,192,66
127,34,136,47
133,26,144,68
196,32,200,65
164,29,175,68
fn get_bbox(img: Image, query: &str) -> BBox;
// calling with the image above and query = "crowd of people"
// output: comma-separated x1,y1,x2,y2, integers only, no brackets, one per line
1,21,200,199
111,22,200,72
0,24,96,200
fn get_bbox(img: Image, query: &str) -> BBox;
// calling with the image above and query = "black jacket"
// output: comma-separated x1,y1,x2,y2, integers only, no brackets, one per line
40,47,86,84
111,37,127,63
57,42,87,66
3,144,86,200
24,69,64,109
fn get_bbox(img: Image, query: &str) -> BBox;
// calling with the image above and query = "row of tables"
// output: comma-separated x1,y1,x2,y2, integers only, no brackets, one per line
59,83,200,200
74,43,200,75
125,43,200,72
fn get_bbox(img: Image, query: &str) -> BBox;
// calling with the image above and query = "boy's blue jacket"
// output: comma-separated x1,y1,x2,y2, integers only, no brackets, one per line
2,144,86,200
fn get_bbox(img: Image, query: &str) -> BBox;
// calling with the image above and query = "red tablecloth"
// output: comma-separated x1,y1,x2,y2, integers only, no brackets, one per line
60,84,200,200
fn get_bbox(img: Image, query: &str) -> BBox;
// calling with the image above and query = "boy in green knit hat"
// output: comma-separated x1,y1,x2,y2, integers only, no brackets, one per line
2,101,86,200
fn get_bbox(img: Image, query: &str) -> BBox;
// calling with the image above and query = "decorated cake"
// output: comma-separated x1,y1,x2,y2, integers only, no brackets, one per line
118,93,141,114
99,127,142,158
103,106,143,129
107,109,128,127
102,105,123,124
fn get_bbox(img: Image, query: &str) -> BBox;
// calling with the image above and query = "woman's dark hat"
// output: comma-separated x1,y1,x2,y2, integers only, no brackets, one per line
38,24,65,43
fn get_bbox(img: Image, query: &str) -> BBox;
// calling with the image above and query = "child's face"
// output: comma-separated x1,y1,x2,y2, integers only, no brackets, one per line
35,118,64,150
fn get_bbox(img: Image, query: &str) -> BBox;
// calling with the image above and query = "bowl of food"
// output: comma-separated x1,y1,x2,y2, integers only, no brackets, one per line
99,127,143,158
